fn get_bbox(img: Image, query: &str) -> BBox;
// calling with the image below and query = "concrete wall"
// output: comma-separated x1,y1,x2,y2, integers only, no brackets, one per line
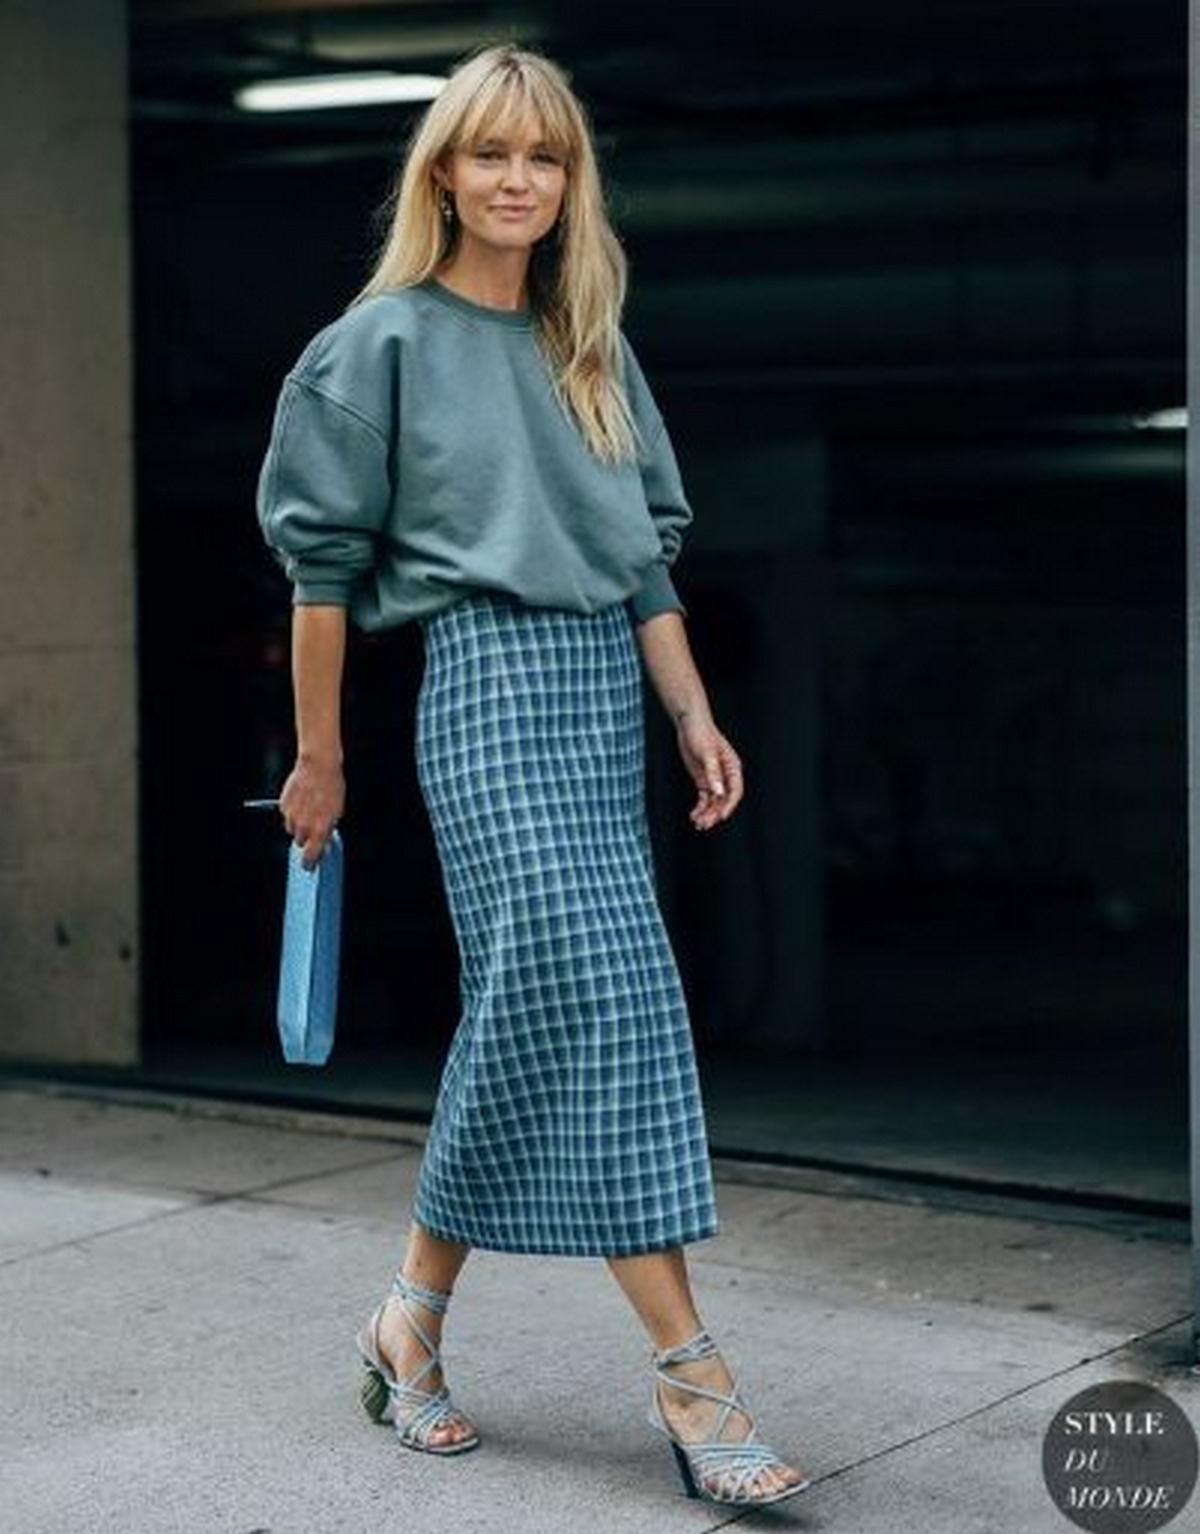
0,0,139,1064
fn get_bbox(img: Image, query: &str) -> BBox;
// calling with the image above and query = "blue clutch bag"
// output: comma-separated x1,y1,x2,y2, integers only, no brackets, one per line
277,830,344,1066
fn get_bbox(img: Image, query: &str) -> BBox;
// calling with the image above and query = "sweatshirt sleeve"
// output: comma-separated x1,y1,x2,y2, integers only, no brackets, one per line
256,327,394,607
619,334,694,626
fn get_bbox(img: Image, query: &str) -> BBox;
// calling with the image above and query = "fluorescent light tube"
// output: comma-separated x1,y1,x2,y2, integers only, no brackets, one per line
235,73,446,113
1133,407,1187,431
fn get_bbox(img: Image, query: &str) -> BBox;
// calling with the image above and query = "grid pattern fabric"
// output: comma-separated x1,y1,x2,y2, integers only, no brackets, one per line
409,589,719,1257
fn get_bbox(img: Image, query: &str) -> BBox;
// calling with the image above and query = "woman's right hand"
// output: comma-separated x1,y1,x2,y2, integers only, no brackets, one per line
280,752,345,868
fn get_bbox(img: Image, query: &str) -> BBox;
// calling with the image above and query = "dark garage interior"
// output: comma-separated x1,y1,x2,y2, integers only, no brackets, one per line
78,0,1188,1205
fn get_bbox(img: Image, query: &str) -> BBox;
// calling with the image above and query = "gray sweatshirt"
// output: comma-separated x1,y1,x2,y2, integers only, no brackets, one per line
256,277,693,630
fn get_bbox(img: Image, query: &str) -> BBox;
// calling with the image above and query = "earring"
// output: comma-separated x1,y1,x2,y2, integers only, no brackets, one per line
438,189,454,224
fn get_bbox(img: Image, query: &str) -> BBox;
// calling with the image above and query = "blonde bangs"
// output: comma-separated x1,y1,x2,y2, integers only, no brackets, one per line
454,67,577,165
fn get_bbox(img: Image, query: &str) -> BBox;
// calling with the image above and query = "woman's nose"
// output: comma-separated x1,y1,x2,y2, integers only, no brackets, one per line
500,157,531,185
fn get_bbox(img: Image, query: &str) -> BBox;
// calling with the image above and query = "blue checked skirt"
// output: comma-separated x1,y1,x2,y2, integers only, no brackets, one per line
409,588,719,1257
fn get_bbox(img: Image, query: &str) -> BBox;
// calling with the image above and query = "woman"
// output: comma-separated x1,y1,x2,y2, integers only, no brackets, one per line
256,40,810,1510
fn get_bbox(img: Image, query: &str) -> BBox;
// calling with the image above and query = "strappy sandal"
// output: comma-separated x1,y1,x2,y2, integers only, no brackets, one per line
647,1329,811,1507
355,1271,480,1455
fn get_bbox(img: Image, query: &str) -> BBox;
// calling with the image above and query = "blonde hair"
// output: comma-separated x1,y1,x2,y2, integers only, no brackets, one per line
353,41,644,464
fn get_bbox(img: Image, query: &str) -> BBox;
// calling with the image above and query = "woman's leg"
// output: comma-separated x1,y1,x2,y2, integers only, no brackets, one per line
606,1247,807,1497
376,1218,473,1447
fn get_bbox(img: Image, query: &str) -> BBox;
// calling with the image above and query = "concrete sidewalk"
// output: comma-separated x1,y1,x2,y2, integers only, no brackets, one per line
1,1080,1196,1534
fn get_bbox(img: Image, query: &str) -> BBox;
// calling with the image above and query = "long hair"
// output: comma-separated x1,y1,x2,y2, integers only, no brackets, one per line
353,42,643,465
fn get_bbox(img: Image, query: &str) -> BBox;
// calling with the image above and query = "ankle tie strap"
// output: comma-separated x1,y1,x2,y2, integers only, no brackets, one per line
391,1272,451,1316
653,1329,718,1368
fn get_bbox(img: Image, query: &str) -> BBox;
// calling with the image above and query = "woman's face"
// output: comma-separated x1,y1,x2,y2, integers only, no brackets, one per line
437,113,567,256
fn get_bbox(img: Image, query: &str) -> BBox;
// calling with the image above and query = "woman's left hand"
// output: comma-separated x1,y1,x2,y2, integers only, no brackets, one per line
675,712,744,830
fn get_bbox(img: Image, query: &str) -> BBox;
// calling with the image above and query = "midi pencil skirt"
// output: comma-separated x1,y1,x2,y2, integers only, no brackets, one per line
409,588,720,1257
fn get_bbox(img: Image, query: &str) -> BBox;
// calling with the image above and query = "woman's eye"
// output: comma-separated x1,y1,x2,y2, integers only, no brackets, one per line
472,148,560,165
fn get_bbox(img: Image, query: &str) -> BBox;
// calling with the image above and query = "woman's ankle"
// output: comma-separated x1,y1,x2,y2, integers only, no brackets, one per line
649,1320,707,1356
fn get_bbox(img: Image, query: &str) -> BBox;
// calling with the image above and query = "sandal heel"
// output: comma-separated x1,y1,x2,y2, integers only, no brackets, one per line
359,1362,391,1424
669,1438,700,1498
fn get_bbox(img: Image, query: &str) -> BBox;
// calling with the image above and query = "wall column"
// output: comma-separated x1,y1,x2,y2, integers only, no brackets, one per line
0,0,139,1064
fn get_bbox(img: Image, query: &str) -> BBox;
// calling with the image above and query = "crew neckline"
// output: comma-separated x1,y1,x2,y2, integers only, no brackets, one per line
418,276,532,329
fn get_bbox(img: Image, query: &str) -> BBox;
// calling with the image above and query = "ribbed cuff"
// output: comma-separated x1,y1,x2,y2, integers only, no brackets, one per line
627,561,686,625
292,579,354,606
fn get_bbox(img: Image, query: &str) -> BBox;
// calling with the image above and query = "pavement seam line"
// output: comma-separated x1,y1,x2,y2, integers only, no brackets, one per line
758,1309,1197,1494
676,1311,1199,1531
0,1148,408,1270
